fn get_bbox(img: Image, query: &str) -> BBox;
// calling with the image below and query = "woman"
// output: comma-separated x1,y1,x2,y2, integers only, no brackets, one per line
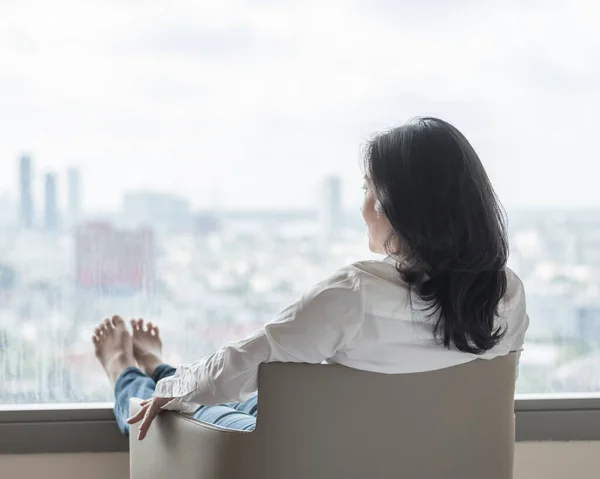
93,117,529,440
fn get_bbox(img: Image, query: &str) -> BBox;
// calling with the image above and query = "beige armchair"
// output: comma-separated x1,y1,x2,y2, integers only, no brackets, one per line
130,353,516,479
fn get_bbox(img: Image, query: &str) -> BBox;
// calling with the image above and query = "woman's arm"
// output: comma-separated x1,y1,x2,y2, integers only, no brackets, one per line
155,266,364,412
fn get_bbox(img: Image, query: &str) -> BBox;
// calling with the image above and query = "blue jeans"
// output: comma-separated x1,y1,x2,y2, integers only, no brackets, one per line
114,364,257,436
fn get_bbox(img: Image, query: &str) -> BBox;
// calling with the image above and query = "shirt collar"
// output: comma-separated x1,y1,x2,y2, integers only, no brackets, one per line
382,255,397,266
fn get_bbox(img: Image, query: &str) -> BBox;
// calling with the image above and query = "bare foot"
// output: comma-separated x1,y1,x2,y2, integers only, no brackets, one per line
92,315,137,385
131,318,164,377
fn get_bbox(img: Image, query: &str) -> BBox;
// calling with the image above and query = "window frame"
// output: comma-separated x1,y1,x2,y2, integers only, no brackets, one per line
1,396,600,454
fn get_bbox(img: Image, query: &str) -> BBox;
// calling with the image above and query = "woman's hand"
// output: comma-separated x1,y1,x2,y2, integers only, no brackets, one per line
127,396,174,440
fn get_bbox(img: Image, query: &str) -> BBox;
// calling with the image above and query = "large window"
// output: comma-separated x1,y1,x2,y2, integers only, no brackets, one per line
1,0,599,404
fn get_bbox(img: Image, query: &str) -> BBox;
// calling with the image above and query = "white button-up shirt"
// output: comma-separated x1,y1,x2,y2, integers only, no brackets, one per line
155,257,529,413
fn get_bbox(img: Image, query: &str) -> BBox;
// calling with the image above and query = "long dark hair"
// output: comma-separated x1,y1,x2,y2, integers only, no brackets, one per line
364,117,508,354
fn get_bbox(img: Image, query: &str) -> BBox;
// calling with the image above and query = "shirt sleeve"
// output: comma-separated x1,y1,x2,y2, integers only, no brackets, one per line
154,266,364,412
504,269,530,380
514,312,529,380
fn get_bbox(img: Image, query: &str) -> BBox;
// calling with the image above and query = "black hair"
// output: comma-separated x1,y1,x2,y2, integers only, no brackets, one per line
364,117,508,354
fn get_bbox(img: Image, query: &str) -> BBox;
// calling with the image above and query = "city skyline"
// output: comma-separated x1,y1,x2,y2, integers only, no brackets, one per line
7,151,600,220
9,153,341,221
11,155,82,230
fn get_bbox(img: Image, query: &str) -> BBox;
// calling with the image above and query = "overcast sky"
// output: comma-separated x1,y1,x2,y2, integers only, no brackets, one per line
0,0,599,212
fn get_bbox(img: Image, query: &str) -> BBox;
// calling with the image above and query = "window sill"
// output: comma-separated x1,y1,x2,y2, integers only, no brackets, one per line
1,396,600,454
0,403,127,455
515,394,600,442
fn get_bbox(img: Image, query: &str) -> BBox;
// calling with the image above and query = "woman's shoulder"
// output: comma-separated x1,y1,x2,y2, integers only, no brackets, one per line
504,267,526,303
306,260,408,318
316,259,408,295
328,262,525,296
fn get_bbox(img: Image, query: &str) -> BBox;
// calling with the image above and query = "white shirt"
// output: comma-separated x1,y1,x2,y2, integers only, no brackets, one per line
155,257,529,413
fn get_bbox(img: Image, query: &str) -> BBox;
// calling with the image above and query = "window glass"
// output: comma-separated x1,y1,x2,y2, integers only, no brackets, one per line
1,0,599,403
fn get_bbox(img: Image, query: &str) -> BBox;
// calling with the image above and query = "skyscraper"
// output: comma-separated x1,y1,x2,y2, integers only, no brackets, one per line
19,155,33,230
319,176,343,240
67,167,81,220
44,172,59,232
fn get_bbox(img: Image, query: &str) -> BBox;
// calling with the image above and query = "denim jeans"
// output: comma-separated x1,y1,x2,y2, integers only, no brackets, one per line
113,364,257,436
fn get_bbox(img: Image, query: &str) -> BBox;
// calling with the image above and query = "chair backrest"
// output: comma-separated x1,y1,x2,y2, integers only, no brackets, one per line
130,354,517,479
251,354,516,479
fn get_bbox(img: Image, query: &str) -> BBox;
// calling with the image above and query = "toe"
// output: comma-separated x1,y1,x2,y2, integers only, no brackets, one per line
136,318,144,331
152,325,159,336
146,321,153,332
131,319,138,331
103,318,112,330
94,327,103,338
92,335,99,344
112,315,125,328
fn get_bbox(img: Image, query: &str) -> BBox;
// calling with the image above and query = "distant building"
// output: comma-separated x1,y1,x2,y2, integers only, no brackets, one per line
319,176,342,240
19,155,34,230
0,264,17,290
123,192,191,232
526,289,579,343
44,173,59,232
0,264,16,306
576,306,600,347
195,212,221,236
67,167,82,221
75,222,155,294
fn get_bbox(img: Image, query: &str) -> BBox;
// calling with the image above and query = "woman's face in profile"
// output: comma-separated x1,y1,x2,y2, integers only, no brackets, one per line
361,178,392,254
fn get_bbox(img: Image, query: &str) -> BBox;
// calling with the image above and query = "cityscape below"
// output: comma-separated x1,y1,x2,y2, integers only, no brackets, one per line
1,155,600,404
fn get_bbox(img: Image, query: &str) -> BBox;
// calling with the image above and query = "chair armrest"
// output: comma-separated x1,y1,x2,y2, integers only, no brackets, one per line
128,397,254,434
129,398,255,479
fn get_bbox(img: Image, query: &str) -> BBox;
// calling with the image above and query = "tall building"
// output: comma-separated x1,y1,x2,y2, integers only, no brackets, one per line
319,176,343,240
44,172,59,232
67,167,82,220
19,155,34,230
195,212,221,236
123,192,192,232
75,222,155,294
